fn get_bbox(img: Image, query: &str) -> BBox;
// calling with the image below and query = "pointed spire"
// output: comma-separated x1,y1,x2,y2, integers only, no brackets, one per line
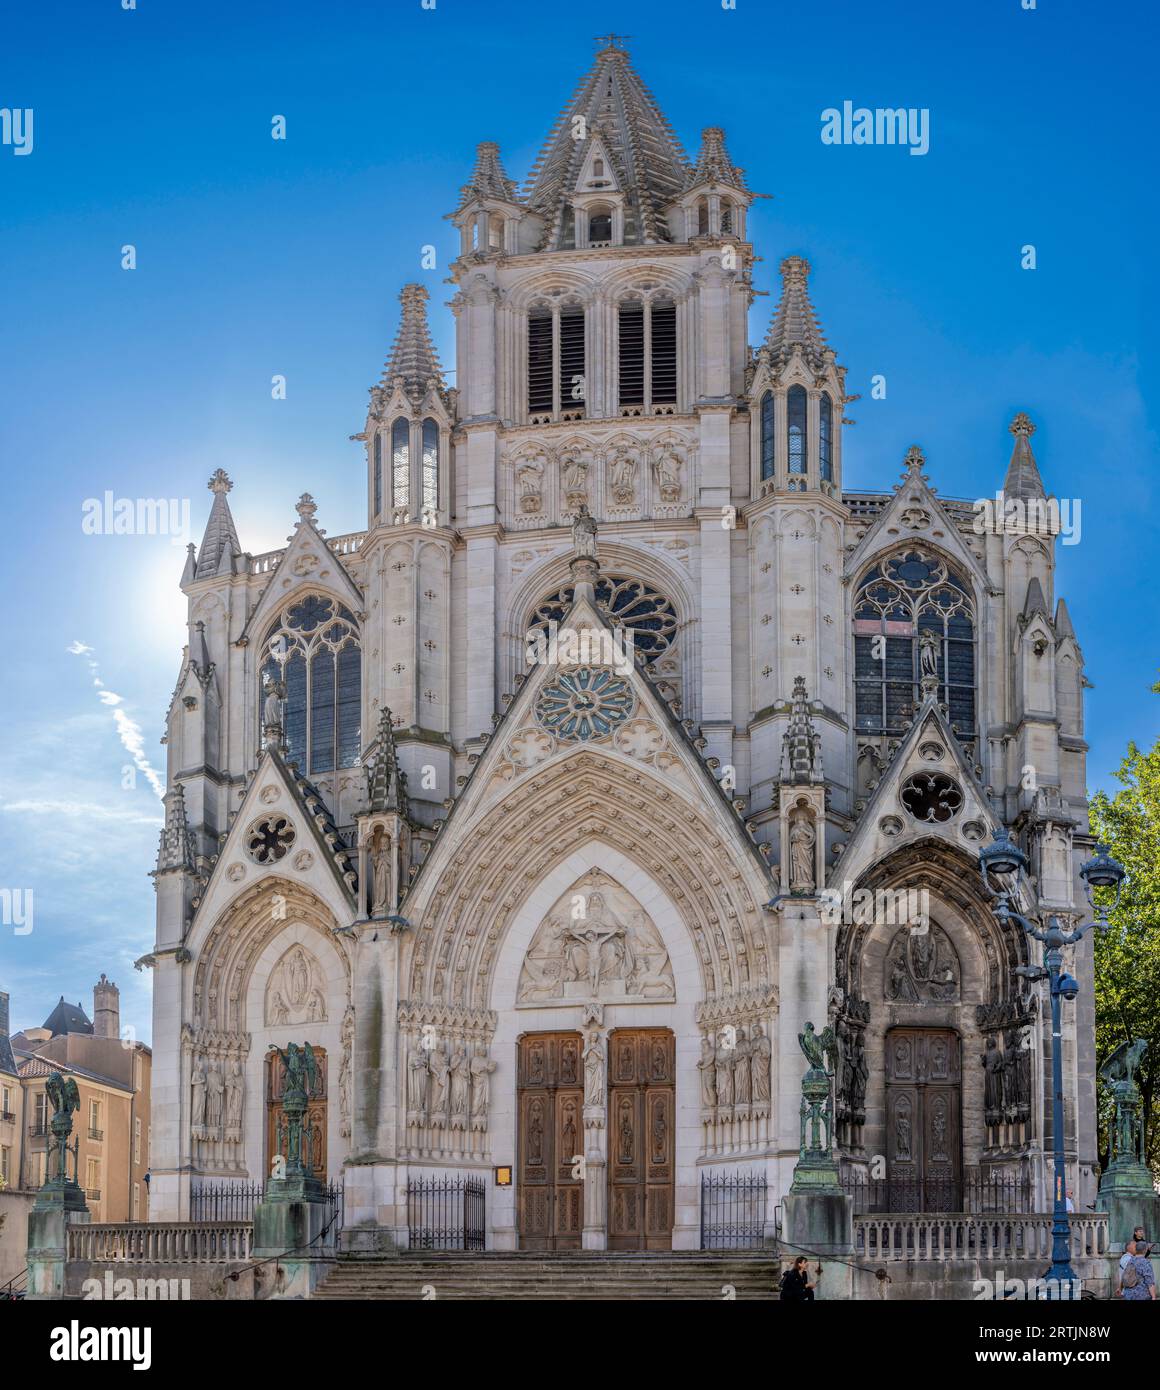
194,470,241,580
1022,576,1050,620
780,677,824,784
1004,413,1047,502
155,783,194,873
378,284,446,400
1054,597,1075,639
686,126,748,191
367,708,408,815
456,141,521,211
764,257,829,368
524,41,689,246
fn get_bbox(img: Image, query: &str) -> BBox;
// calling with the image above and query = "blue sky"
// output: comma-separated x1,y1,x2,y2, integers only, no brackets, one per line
0,0,1156,1044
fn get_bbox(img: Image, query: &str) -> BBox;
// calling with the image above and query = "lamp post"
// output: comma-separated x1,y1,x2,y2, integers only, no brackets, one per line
977,828,1126,1296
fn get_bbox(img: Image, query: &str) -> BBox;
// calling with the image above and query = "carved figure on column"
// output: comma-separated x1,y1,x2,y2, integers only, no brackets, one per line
698,1035,717,1109
652,448,683,503
788,811,816,892
225,1059,245,1140
571,503,598,559
714,1033,735,1111
609,447,638,504
205,1061,224,1134
191,1058,208,1136
449,1046,471,1130
469,1045,497,1131
517,455,546,514
370,825,392,919
733,1027,752,1108
981,1035,1004,1127
338,1007,354,1137
751,1023,772,1108
428,1042,450,1120
583,1030,605,1109
408,1039,430,1121
562,456,589,510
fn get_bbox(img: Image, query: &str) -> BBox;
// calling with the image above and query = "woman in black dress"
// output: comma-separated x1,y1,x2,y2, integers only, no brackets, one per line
779,1256,818,1301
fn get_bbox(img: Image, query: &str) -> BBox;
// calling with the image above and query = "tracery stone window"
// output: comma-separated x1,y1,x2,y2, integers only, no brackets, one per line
853,549,976,736
261,595,362,773
760,391,775,481
528,575,677,665
617,297,677,415
421,417,439,515
246,815,296,864
391,418,410,514
535,667,635,742
819,392,833,483
527,299,586,424
787,385,808,475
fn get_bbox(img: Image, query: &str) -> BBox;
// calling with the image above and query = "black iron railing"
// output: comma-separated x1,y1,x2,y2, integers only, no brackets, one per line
841,1168,1034,1215
407,1175,486,1251
189,1178,343,1233
700,1171,768,1250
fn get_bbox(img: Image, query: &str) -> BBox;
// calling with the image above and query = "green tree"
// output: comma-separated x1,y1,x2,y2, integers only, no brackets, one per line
1090,736,1160,1179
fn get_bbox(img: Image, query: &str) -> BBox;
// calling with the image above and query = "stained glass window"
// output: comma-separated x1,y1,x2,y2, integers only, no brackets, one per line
853,549,976,736
819,392,833,482
788,386,807,474
528,575,677,665
373,433,382,518
391,417,410,513
262,596,361,773
760,391,775,480
422,418,439,513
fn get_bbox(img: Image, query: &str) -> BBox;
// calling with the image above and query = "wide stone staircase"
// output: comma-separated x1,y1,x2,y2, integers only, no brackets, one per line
313,1250,780,1300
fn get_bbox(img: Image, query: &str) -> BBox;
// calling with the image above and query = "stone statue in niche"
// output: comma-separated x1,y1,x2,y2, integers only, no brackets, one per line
562,455,589,510
449,1046,471,1130
982,1034,1004,1126
428,1042,450,1120
714,1034,735,1110
583,1030,605,1108
608,446,638,504
265,945,328,1026
408,1038,430,1120
732,1027,752,1107
883,922,960,1004
469,1045,496,1131
191,1059,207,1136
205,1061,224,1134
225,1059,244,1140
751,1023,772,1106
516,871,674,1005
652,448,683,502
516,455,546,513
698,1035,717,1108
571,503,598,559
369,825,392,918
788,811,816,892
338,1006,354,1137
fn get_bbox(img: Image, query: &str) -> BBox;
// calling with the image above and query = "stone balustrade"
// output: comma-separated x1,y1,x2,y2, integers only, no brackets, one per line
67,1222,253,1264
854,1212,1109,1263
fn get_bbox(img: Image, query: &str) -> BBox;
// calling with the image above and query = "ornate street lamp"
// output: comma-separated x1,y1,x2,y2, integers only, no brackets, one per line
978,830,1126,1296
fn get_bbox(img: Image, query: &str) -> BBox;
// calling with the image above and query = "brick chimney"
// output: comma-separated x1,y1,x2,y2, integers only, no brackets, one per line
93,974,120,1040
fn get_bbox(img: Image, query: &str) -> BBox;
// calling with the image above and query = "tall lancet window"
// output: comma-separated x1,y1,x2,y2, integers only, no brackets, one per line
618,297,678,414
261,596,362,773
422,418,439,514
819,393,833,482
787,386,808,474
853,549,976,737
373,433,383,519
526,302,586,422
391,418,410,514
760,391,775,480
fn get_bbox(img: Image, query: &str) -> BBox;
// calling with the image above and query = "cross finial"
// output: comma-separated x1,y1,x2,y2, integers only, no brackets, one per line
593,32,632,50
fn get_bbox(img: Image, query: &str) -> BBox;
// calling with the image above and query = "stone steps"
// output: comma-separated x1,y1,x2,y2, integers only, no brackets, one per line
314,1253,780,1300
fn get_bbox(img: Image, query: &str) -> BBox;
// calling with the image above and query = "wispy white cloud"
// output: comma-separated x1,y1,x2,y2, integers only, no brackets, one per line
68,641,165,798
0,798,163,826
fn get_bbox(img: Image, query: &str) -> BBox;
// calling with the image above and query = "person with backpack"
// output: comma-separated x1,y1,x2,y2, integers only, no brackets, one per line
1119,1232,1156,1301
779,1256,819,1302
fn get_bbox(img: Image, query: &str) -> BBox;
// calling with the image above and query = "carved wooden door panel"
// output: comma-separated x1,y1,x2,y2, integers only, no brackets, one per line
517,1032,583,1251
266,1048,328,1179
608,1029,675,1250
885,1028,960,1211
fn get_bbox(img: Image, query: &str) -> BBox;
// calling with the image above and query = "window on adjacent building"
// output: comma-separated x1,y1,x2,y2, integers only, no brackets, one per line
527,303,586,421
1,1084,11,1118
391,418,410,514
787,386,808,474
0,1146,10,1185
261,595,362,773
85,1157,101,1201
854,549,976,737
134,1117,142,1165
89,1098,102,1139
760,391,775,481
34,1092,46,1133
132,1182,140,1219
819,392,833,482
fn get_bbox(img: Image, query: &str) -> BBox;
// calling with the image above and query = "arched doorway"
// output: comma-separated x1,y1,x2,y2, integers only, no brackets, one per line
607,1028,675,1250
884,1027,962,1211
516,1031,583,1250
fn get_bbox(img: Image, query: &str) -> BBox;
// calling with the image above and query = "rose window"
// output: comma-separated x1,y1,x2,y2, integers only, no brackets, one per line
900,772,963,824
535,667,635,742
247,816,297,864
529,575,677,666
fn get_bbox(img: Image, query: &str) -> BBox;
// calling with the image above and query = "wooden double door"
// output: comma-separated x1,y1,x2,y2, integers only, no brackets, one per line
884,1027,961,1211
517,1029,675,1251
265,1047,327,1178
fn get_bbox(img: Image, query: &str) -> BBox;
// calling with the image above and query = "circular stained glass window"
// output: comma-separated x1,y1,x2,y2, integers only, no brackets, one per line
535,667,635,742
529,575,677,665
246,816,296,864
900,773,963,824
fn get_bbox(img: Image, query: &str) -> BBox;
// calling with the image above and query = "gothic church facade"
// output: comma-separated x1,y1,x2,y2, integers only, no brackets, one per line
146,43,1097,1252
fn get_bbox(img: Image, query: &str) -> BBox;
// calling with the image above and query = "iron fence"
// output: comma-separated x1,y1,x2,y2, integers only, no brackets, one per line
700,1171,768,1250
189,1178,344,1234
407,1175,486,1251
841,1168,1034,1215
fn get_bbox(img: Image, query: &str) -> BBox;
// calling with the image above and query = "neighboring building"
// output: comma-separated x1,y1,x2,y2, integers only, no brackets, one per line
8,977,151,1225
144,41,1096,1256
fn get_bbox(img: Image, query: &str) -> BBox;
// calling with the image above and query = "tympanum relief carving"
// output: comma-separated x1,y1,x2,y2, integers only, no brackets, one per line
265,944,328,1025
517,871,675,1007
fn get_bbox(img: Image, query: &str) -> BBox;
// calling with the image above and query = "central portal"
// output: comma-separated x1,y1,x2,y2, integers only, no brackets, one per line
607,1028,675,1250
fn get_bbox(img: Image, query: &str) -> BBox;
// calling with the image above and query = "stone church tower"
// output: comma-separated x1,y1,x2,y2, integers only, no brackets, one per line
145,41,1097,1253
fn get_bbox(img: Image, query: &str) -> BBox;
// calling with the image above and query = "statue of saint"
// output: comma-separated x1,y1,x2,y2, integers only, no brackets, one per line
572,504,598,560
469,1046,496,1127
370,826,392,917
788,812,816,892
583,1030,605,1108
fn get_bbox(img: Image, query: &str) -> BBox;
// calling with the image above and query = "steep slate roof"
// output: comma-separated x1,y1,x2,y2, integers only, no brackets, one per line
685,126,748,191
1004,412,1047,502
764,256,830,368
456,141,521,211
194,470,241,580
524,42,690,245
42,997,92,1037
377,284,446,398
